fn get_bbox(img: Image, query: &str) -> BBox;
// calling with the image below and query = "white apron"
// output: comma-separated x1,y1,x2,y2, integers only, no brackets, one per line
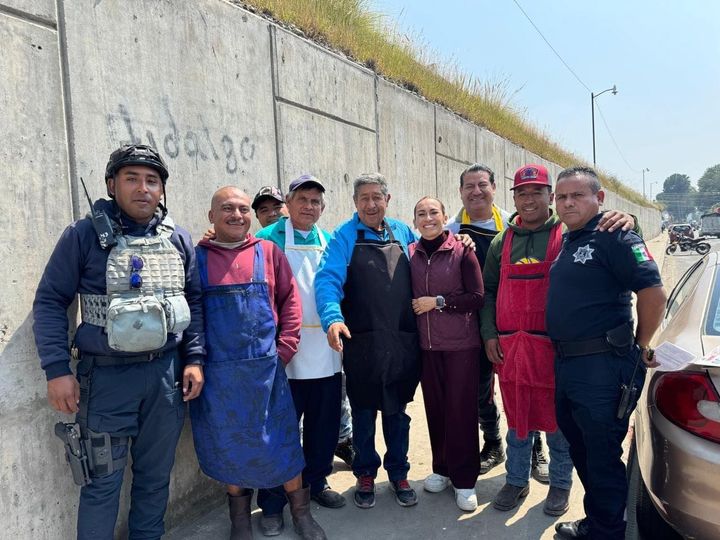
284,219,341,379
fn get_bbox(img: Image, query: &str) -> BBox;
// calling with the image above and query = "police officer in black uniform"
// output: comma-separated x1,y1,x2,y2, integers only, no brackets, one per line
33,145,205,539
546,167,666,539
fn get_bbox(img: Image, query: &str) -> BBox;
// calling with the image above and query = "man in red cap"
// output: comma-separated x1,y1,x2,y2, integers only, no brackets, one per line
480,164,636,516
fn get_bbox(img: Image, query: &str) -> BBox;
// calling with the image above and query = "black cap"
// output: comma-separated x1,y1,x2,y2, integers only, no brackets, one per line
251,185,284,210
105,144,169,182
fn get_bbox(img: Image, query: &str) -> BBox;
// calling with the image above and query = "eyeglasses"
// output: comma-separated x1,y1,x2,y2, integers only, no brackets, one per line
130,255,144,288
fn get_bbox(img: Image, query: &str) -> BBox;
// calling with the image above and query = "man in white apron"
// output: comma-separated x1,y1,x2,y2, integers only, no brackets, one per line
256,175,344,536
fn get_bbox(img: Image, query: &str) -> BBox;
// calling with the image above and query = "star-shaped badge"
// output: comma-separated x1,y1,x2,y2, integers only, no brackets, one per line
572,244,594,264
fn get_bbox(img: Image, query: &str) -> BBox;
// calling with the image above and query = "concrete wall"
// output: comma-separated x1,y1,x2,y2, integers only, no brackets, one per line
0,1,662,538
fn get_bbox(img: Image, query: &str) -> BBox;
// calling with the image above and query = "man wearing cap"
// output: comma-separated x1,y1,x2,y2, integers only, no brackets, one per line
252,185,289,228
315,173,421,510
480,164,636,516
548,167,665,540
33,144,205,539
254,175,346,534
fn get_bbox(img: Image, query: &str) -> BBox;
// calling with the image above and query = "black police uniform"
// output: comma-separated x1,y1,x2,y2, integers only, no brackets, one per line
546,213,662,540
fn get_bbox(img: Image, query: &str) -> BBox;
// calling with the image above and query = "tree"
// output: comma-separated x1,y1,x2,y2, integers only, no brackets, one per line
697,165,720,213
655,173,696,220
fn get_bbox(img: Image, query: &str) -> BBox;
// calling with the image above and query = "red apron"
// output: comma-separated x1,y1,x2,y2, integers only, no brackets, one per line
494,223,563,438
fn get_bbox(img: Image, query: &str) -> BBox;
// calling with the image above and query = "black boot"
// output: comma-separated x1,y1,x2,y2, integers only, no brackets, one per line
479,439,506,475
286,487,327,540
228,491,254,540
334,437,355,467
531,435,550,484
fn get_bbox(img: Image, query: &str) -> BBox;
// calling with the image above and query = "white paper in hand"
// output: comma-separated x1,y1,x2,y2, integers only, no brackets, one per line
653,342,696,372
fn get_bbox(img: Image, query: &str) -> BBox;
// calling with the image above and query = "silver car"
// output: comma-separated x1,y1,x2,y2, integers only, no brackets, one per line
627,251,720,539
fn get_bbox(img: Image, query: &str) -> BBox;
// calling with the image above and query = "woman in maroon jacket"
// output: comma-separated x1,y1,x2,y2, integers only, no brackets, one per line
410,196,485,512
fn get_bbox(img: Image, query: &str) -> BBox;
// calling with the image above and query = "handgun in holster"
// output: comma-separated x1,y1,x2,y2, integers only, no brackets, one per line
54,422,92,486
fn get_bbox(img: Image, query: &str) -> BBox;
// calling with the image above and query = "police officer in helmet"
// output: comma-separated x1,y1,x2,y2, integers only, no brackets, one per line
33,144,205,539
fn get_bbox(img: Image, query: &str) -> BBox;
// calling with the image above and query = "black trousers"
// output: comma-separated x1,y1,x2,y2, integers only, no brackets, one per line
258,373,342,514
478,344,501,442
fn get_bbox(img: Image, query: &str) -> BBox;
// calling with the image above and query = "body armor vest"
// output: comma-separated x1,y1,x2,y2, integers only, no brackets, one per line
80,217,191,352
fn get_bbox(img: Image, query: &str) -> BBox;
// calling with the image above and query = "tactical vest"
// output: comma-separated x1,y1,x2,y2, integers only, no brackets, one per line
80,217,191,353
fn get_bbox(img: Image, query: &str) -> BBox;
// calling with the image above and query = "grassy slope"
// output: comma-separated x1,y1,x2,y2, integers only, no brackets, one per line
237,0,650,207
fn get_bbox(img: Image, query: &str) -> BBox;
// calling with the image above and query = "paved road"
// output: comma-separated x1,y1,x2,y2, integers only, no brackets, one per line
166,233,709,540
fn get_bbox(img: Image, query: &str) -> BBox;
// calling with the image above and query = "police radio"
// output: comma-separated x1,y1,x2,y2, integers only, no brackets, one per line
80,177,117,250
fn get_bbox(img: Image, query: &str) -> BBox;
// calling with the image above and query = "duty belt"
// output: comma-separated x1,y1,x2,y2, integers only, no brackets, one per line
553,337,613,358
82,352,160,367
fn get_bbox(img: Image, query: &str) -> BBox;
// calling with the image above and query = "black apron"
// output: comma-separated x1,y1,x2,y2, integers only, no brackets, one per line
341,226,420,414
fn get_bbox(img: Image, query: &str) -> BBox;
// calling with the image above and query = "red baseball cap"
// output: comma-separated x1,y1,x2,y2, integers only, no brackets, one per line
511,164,551,190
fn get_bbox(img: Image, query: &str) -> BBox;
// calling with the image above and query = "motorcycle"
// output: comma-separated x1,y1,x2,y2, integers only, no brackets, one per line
666,236,711,255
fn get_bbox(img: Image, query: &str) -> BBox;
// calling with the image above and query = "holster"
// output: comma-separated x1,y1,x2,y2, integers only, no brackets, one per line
54,422,92,486
605,322,635,357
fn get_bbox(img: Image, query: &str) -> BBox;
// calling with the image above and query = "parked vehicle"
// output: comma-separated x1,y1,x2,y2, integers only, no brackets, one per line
665,237,711,255
627,252,720,540
700,212,720,238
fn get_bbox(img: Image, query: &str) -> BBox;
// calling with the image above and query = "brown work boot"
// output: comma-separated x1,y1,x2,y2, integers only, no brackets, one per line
228,491,254,540
286,487,327,540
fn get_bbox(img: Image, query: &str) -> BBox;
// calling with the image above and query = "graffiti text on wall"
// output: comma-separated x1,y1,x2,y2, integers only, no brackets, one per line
106,98,256,174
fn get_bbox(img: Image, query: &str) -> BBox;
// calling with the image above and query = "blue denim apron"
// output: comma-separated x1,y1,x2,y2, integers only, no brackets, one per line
190,243,304,487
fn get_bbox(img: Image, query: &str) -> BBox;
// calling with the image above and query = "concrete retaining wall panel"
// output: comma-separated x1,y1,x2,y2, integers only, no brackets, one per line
0,12,72,538
0,0,55,23
476,128,508,210
437,155,470,219
61,0,278,238
435,106,475,164
273,27,376,130
276,103,377,229
377,79,435,223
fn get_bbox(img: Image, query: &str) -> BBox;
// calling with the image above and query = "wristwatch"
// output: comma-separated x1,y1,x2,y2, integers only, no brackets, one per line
435,296,445,310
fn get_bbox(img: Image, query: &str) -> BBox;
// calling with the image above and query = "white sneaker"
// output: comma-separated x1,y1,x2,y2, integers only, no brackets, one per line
423,473,450,493
454,488,478,512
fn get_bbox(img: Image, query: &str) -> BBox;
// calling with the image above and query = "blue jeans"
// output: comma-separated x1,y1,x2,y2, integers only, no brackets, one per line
351,407,410,482
505,429,573,489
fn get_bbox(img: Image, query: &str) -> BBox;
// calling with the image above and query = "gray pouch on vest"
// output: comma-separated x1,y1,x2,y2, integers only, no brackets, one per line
164,294,191,334
106,296,167,352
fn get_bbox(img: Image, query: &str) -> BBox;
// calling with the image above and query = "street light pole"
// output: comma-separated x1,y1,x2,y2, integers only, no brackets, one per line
591,85,618,168
642,167,650,199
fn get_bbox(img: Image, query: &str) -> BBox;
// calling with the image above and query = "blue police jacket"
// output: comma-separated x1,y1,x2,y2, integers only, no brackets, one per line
33,199,206,381
315,212,417,333
546,213,662,342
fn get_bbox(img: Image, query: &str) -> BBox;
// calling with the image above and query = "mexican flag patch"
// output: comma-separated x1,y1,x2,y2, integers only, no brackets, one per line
631,244,653,263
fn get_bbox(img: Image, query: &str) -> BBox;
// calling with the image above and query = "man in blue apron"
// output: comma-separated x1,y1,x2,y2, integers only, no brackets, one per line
33,144,206,539
316,173,421,509
255,175,345,535
191,187,326,540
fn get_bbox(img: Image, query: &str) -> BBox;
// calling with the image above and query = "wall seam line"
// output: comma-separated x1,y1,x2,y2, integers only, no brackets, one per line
268,24,283,189
275,96,376,134
56,0,80,222
374,74,380,172
433,106,439,197
435,150,474,167
0,4,56,29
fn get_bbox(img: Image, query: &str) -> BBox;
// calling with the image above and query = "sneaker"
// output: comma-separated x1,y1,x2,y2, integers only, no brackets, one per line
311,487,346,508
479,440,506,475
454,488,478,512
423,473,450,493
543,486,570,516
531,436,550,484
492,483,530,511
334,437,355,467
354,476,376,509
389,479,418,507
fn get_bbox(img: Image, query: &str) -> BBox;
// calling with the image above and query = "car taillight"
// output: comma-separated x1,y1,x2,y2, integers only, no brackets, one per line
655,371,720,444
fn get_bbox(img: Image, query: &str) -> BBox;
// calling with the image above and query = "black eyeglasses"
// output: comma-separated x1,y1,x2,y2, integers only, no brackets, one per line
130,255,144,288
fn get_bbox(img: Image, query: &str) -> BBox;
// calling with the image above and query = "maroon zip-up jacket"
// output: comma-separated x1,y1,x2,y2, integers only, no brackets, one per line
410,232,484,351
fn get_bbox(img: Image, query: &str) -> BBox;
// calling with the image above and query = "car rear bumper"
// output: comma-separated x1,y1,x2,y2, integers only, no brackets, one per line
635,405,720,539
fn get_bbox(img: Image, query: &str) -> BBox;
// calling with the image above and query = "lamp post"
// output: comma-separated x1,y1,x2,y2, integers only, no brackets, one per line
591,85,618,168
642,167,650,199
649,181,658,201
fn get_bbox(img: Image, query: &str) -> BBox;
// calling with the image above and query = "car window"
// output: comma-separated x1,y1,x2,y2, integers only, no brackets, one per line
705,266,720,336
666,258,708,321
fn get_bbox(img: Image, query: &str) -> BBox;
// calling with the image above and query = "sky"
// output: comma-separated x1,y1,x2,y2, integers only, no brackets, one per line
368,0,720,199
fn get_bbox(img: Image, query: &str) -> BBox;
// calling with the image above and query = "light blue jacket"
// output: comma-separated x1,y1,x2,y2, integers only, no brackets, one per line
315,213,417,332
